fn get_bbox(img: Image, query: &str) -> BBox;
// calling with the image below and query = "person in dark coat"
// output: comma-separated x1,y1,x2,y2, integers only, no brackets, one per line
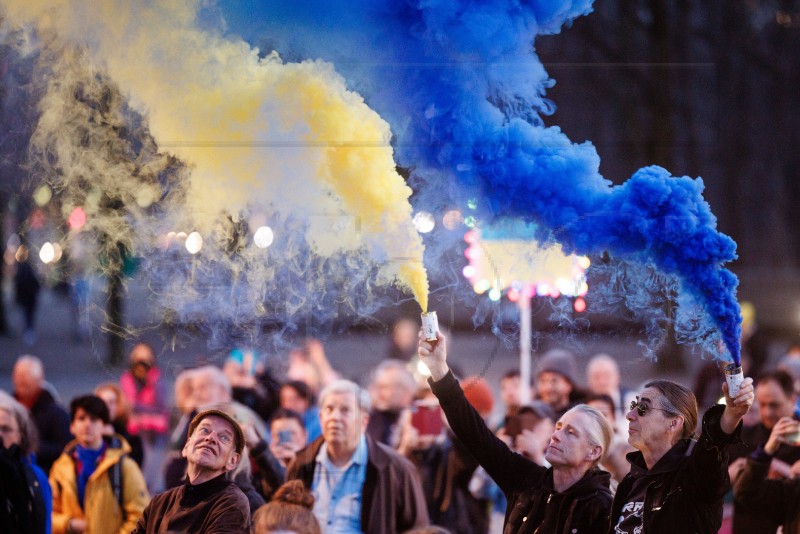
419,331,615,534
0,391,51,534
13,256,41,346
727,369,800,533
610,374,754,534
12,355,72,473
733,414,800,533
401,421,489,534
286,379,429,533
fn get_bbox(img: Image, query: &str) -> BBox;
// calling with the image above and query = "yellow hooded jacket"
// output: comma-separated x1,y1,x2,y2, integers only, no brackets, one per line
49,434,150,534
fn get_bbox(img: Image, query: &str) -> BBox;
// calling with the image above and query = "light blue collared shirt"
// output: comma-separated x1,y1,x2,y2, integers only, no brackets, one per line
311,435,368,533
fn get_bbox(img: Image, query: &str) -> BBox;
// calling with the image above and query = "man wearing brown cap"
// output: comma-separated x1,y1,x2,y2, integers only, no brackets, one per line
132,409,250,533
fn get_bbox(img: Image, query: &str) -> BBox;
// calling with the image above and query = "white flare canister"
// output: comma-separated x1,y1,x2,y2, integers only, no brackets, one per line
421,311,439,342
725,363,744,398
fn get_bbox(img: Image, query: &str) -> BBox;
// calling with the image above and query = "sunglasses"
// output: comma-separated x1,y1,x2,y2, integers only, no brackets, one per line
629,397,675,417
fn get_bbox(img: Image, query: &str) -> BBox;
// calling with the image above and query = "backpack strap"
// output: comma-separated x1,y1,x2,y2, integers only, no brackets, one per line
110,454,125,511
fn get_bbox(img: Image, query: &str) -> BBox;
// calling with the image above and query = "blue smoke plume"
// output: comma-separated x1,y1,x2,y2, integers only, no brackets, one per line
223,0,741,361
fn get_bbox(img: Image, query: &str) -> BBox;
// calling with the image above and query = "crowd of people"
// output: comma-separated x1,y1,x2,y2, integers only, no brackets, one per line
5,315,800,533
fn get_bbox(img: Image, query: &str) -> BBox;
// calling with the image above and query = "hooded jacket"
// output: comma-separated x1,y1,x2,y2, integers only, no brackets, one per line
609,404,741,534
49,434,149,534
430,371,613,534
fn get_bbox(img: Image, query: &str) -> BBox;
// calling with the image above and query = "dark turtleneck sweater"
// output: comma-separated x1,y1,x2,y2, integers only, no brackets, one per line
132,473,250,534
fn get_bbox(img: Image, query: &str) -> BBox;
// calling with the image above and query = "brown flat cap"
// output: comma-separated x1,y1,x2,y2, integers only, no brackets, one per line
188,409,245,454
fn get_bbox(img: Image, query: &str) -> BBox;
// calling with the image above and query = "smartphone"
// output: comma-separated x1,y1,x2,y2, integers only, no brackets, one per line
411,402,444,436
277,430,293,445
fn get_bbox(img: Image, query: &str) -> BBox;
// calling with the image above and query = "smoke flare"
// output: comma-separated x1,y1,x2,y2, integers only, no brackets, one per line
4,0,429,342
232,0,740,361
3,0,741,361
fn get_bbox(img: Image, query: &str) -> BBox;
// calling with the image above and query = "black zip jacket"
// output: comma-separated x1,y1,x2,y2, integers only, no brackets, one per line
609,404,742,534
430,371,612,534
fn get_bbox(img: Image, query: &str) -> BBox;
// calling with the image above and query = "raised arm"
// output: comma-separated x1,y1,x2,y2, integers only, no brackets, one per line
418,330,546,493
719,377,755,435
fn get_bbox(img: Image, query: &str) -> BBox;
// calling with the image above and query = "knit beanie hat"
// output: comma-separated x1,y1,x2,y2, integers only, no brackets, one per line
536,349,578,386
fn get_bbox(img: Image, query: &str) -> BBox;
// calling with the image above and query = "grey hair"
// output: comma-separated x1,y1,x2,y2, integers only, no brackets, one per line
195,365,232,398
0,390,39,455
563,404,613,466
318,379,371,414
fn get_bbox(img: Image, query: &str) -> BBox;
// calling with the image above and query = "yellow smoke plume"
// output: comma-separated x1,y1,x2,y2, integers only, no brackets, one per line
4,0,429,311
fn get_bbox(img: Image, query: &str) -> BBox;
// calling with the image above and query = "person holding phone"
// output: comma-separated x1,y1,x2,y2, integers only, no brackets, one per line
397,377,495,533
419,330,615,534
733,415,800,533
268,409,307,468
242,409,308,502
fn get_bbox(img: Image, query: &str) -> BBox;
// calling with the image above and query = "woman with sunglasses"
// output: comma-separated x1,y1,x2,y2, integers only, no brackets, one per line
610,376,754,534
419,331,614,534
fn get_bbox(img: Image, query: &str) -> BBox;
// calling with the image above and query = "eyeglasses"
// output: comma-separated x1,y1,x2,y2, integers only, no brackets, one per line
629,397,676,417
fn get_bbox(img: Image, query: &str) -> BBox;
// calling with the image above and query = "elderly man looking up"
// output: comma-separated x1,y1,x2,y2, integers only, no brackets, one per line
165,365,267,489
133,409,250,533
419,331,614,533
287,379,428,533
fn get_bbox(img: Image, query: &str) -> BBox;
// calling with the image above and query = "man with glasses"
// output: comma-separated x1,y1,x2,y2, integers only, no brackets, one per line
133,409,250,533
610,377,754,534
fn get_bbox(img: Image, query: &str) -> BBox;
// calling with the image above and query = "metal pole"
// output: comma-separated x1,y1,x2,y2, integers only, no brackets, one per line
519,292,532,405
